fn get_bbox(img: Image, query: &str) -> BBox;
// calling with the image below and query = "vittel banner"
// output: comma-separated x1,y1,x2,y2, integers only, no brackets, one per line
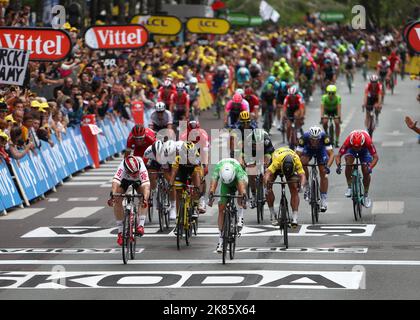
0,27,72,61
84,24,148,50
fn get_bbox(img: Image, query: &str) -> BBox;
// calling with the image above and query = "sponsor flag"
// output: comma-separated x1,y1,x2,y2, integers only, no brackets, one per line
259,1,280,23
0,48,29,86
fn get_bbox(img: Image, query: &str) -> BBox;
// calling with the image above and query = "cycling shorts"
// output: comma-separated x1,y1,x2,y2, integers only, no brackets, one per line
175,165,201,186
324,109,338,117
119,179,142,192
344,149,372,164
301,148,329,165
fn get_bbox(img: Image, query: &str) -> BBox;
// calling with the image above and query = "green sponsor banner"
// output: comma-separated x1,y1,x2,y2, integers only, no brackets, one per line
249,16,263,26
227,13,250,26
320,12,345,22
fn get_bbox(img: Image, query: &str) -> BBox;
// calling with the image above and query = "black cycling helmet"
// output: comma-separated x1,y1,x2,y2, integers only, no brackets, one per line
282,155,295,178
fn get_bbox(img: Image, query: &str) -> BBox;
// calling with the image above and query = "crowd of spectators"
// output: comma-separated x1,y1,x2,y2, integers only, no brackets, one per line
0,3,417,165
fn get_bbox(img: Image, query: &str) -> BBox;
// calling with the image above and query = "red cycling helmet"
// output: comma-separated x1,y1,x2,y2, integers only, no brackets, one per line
124,155,140,175
245,87,253,96
350,131,365,148
131,124,146,139
288,87,297,95
232,93,243,104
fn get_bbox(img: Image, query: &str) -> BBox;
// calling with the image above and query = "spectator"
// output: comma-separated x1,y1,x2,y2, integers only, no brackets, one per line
8,126,33,160
32,114,53,147
0,130,10,163
50,109,67,141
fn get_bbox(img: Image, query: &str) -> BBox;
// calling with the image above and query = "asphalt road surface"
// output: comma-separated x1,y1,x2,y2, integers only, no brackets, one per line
0,72,419,300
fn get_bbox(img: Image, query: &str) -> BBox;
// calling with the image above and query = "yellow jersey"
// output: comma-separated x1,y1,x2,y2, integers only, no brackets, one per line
267,147,304,176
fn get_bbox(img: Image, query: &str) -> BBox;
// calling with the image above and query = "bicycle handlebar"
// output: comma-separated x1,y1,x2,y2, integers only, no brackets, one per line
211,194,245,199
111,193,144,198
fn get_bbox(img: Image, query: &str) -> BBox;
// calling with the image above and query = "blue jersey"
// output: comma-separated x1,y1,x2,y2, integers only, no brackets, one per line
297,132,332,152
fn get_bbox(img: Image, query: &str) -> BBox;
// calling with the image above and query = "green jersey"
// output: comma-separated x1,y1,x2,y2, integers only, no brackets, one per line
211,158,248,186
321,94,341,113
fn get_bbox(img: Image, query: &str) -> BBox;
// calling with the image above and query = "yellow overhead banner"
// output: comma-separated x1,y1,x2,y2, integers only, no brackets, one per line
131,15,182,35
186,18,230,35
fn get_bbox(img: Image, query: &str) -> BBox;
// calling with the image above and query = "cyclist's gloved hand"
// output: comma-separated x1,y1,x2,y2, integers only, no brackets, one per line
208,192,214,207
142,198,148,209
325,166,331,175
336,164,342,175
368,166,373,174
241,194,247,209
107,197,114,207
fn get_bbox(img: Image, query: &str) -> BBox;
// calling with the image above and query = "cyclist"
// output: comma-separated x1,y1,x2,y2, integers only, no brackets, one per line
169,141,202,218
170,82,190,128
296,126,334,212
249,58,263,89
187,77,201,121
236,66,251,88
208,158,248,253
224,93,248,128
298,60,316,102
363,74,383,127
143,140,165,211
283,86,305,149
125,124,157,161
388,50,400,85
271,61,283,80
275,81,289,131
241,129,275,208
260,83,277,133
244,87,260,120
335,130,379,208
149,101,173,133
343,53,356,88
235,88,250,112
262,75,280,92
108,155,150,245
179,120,209,213
321,84,342,147
377,56,391,95
264,147,306,227
158,79,176,108
279,66,295,84
322,59,337,88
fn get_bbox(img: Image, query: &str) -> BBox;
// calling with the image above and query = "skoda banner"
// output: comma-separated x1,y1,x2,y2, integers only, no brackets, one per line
131,15,182,35
186,18,230,35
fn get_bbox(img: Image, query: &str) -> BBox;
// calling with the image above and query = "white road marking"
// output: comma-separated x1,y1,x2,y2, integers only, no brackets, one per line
384,130,406,136
0,248,144,254
96,164,120,168
87,168,118,172
70,177,112,181
372,201,404,214
100,183,113,188
47,198,59,202
0,208,44,220
55,207,104,219
233,247,368,254
77,172,115,176
67,198,99,202
0,259,418,266
21,224,376,238
64,182,107,186
381,141,404,147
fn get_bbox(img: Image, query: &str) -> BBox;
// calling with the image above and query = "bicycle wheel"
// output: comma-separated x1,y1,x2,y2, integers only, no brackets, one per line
346,74,352,93
122,210,130,264
310,178,319,224
176,201,184,250
229,210,237,260
184,204,190,246
367,112,375,137
279,200,289,248
329,121,335,146
157,188,164,232
148,194,153,223
130,210,137,260
222,207,230,264
352,175,360,221
256,176,264,223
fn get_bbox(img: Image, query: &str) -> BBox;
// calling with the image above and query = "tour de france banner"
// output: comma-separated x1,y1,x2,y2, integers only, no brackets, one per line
0,27,72,61
0,47,30,86
0,159,22,210
131,15,182,35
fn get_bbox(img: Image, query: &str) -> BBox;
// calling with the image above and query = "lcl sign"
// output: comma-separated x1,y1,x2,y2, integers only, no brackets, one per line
130,15,182,36
186,18,230,35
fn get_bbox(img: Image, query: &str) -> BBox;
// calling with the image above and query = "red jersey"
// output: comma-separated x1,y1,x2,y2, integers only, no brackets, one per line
339,130,377,156
158,87,176,106
126,127,156,160
245,95,260,113
283,94,304,113
179,128,210,150
388,54,400,72
171,92,190,110
365,82,383,97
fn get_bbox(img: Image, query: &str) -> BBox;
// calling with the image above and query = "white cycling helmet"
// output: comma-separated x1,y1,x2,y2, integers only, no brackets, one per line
163,140,176,157
235,88,244,96
155,101,166,112
239,67,248,75
239,60,246,67
176,82,186,90
154,140,164,156
189,77,198,84
220,163,236,184
164,79,172,87
309,126,322,139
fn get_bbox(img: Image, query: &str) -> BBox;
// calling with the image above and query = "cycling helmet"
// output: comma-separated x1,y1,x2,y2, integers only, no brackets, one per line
232,93,243,104
244,87,253,96
324,59,331,64
131,124,146,139
239,60,246,67
306,60,312,67
163,140,176,157
164,79,172,87
189,77,198,84
153,140,164,156
326,84,337,93
180,141,196,158
247,129,265,144
124,155,140,175
369,74,379,83
217,65,225,72
239,111,250,122
280,81,288,89
350,131,365,148
282,155,295,178
155,101,166,112
280,57,286,64
268,76,276,84
288,87,297,95
187,120,200,131
220,162,236,184
235,88,244,96
176,82,185,90
239,67,248,75
381,56,387,62
309,126,322,139
251,58,258,66
273,61,280,67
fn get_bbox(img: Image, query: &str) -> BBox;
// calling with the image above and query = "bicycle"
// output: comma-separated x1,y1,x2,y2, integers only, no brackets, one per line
322,115,340,147
304,161,321,225
174,181,199,250
214,86,227,120
345,70,353,93
364,104,376,138
112,190,144,265
270,180,292,248
211,194,244,264
255,164,265,224
287,116,303,150
338,158,364,221
151,171,171,232
262,102,274,134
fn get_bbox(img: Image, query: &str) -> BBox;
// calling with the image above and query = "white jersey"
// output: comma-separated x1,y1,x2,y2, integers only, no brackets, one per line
113,156,150,185
150,110,173,129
